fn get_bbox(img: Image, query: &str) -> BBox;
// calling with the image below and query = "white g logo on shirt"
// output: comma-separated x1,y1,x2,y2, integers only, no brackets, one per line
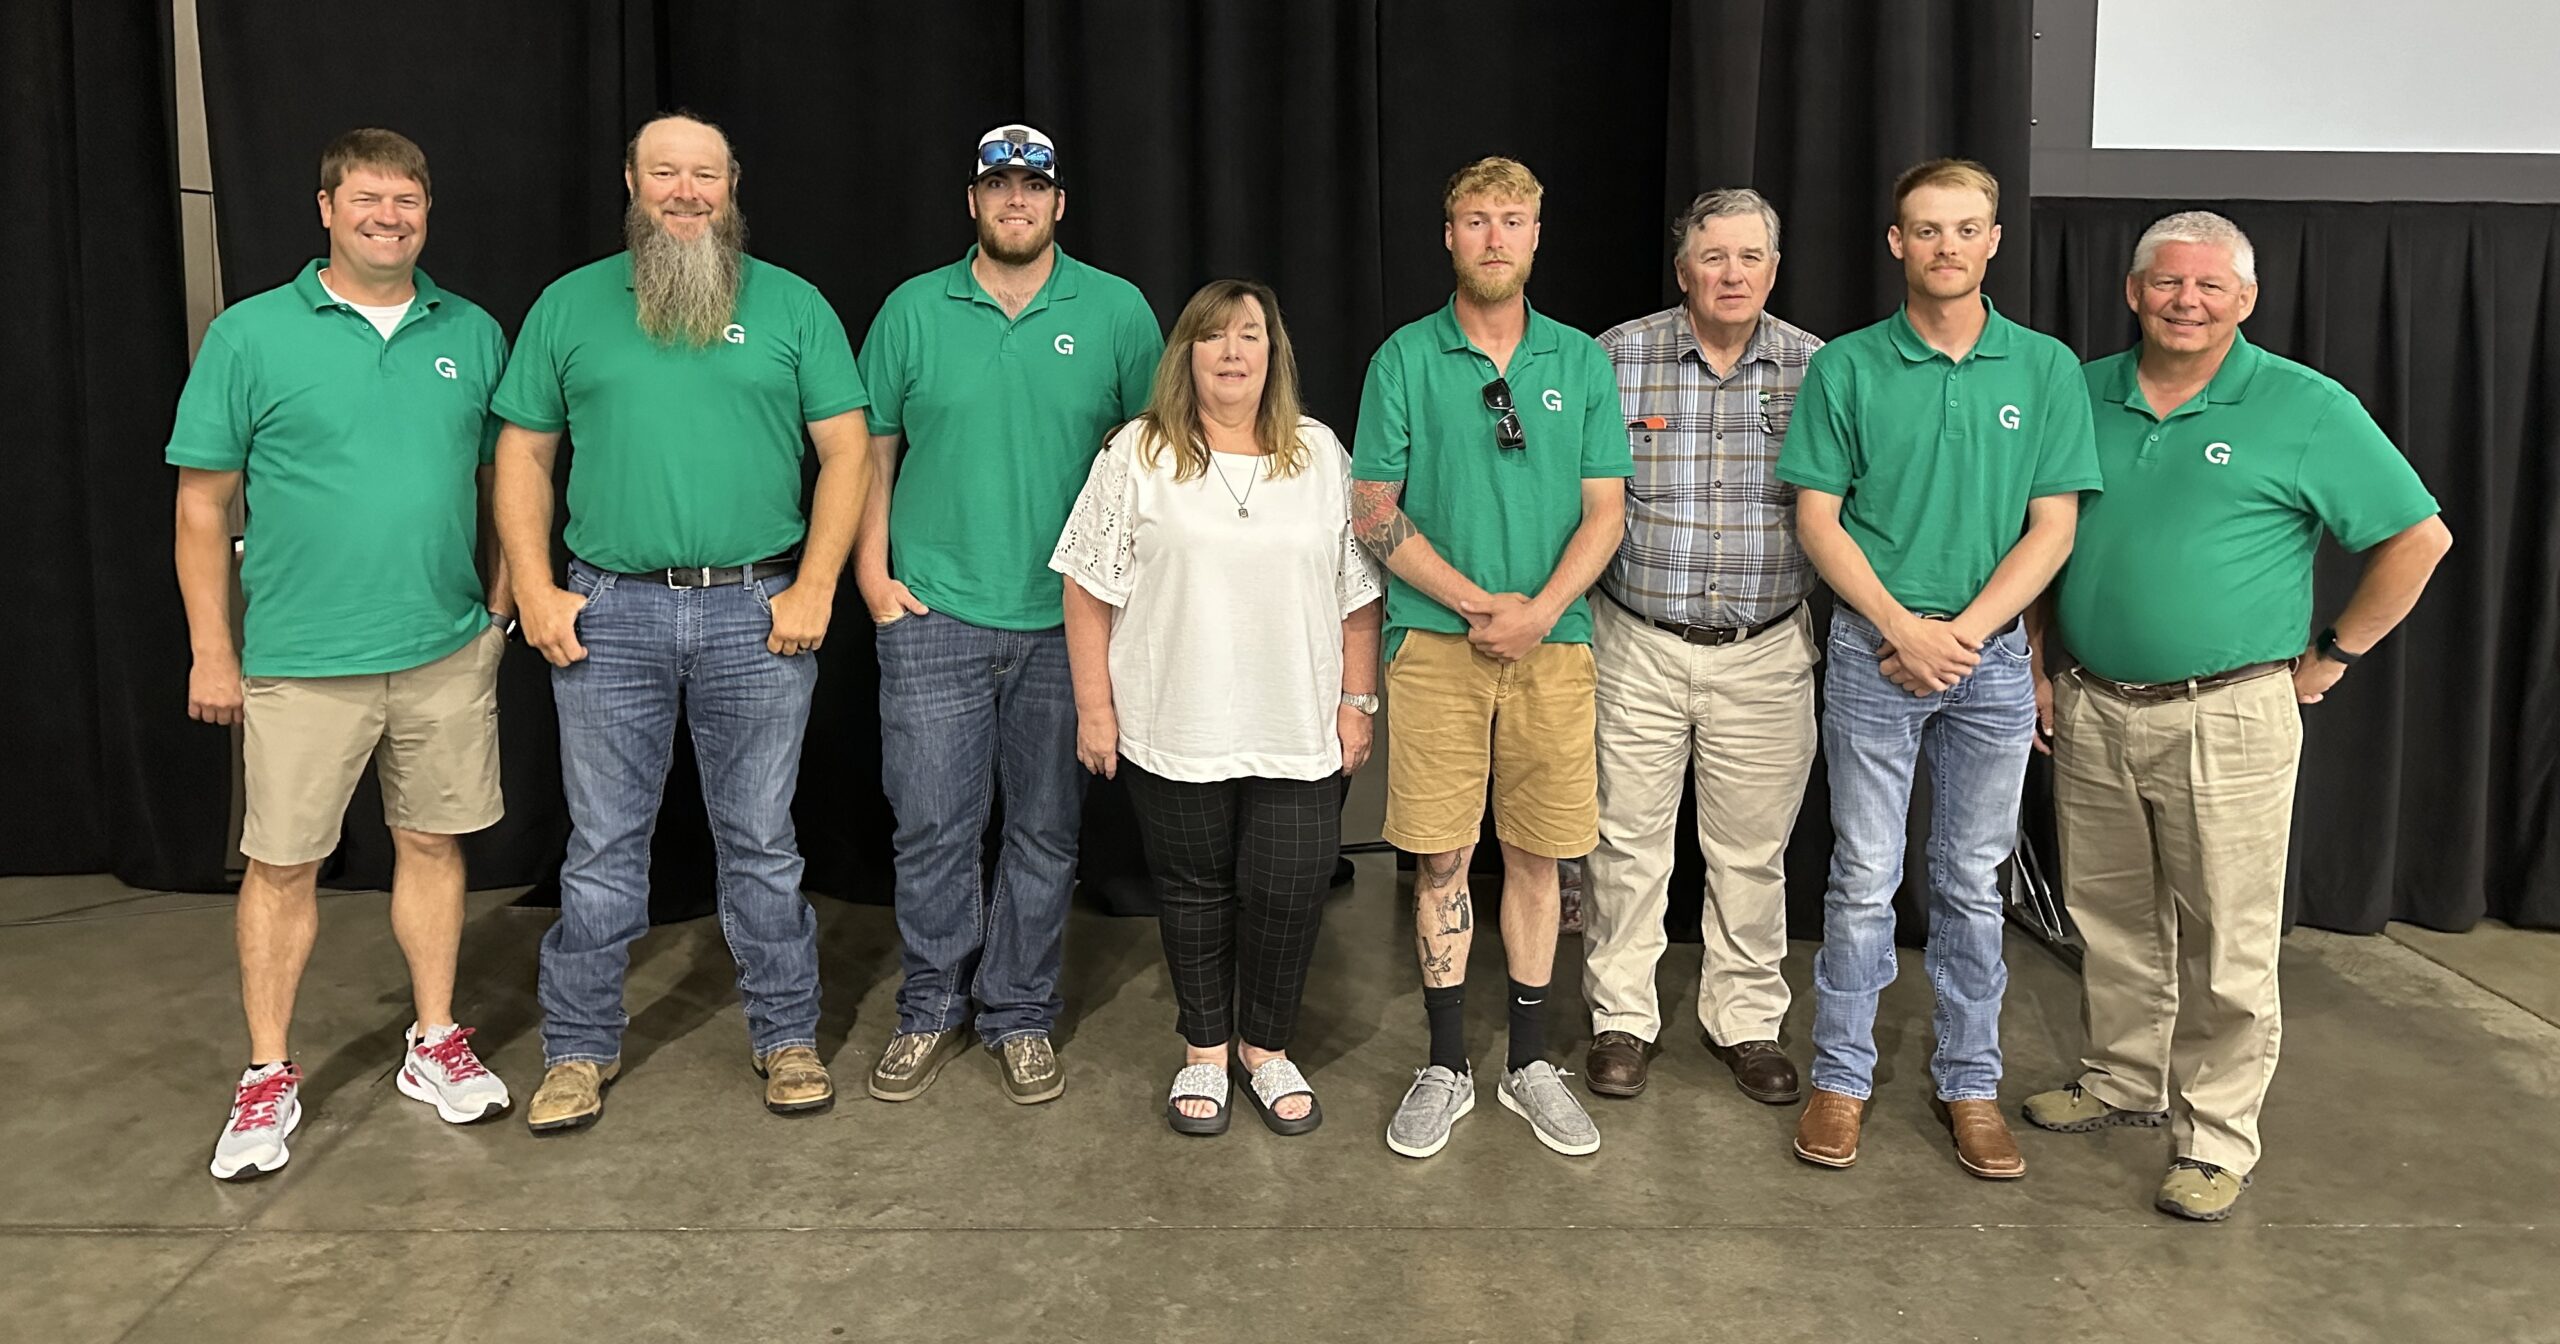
1998,404,2023,430
1541,388,1563,412
432,357,457,379
722,324,746,345
2204,441,2233,465
1054,333,1077,356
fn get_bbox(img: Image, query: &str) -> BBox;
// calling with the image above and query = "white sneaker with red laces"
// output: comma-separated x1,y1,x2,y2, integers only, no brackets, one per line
396,1024,512,1123
209,1062,301,1181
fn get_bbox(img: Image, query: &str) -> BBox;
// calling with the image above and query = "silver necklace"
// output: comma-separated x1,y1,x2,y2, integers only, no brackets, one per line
1208,451,1261,518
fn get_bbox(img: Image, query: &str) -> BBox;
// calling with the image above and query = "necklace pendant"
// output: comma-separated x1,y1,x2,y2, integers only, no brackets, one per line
1237,505,1250,518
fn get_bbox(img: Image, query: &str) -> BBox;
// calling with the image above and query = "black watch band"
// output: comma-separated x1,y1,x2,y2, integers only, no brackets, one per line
2316,626,2359,666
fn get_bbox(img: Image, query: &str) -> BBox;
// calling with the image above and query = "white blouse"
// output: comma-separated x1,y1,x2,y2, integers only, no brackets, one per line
1049,416,1385,783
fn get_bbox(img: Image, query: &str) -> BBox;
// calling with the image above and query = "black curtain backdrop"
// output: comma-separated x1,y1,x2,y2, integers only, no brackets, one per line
2033,199,2560,934
3,0,230,890
180,0,2033,934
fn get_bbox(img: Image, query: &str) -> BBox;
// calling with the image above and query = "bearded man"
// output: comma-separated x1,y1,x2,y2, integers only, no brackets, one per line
1349,156,1630,1161
849,124,1161,1107
492,112,875,1132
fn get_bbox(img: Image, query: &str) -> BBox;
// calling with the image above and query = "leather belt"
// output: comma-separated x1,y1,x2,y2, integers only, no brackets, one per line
608,553,798,589
2073,659,2293,705
1917,612,2024,639
1606,589,1799,647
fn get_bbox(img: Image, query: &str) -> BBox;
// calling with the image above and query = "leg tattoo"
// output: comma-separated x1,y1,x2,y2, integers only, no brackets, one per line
1416,851,1474,988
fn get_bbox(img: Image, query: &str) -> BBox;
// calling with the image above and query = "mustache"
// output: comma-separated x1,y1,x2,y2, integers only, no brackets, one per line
625,200,748,347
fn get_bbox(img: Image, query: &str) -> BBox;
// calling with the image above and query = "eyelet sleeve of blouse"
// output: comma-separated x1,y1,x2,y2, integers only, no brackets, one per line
1048,424,1141,607
1332,441,1387,617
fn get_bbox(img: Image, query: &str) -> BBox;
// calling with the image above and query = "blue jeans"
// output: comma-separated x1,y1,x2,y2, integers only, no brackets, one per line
538,559,822,1065
1810,608,2035,1102
875,610,1084,1044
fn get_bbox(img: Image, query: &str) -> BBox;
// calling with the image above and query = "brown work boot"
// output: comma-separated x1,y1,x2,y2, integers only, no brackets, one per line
1704,1035,1802,1105
1792,1087,1864,1168
526,1059,618,1134
752,1045,835,1116
1941,1098,2026,1180
1583,1031,1654,1098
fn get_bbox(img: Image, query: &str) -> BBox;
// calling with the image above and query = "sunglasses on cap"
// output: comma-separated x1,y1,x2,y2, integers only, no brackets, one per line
977,141,1056,173
1482,378,1526,453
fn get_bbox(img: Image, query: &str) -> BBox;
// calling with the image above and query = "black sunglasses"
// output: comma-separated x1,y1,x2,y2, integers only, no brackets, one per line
1482,378,1525,452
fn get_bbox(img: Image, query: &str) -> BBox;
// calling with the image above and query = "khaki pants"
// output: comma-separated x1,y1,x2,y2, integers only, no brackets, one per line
2053,668,2301,1175
1582,598,1817,1045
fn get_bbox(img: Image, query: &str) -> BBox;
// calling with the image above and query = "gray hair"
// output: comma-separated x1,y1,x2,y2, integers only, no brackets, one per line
1671,188,1782,262
2131,210,2257,286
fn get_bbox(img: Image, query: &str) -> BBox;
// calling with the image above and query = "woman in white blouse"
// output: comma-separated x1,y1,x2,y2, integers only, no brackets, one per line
1051,279,1385,1137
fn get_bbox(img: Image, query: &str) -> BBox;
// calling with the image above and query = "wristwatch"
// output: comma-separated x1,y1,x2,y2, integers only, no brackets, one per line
1341,692,1381,715
2315,626,2360,666
490,609,521,641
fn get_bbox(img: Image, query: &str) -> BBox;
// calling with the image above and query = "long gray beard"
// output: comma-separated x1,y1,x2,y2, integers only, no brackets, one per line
627,201,748,347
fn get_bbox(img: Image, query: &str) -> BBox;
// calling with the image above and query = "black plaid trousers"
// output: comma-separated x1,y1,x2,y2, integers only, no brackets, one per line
1122,763,1340,1050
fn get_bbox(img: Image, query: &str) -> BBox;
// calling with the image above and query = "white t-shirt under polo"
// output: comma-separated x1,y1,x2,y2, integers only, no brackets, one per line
319,274,413,339
1051,416,1385,783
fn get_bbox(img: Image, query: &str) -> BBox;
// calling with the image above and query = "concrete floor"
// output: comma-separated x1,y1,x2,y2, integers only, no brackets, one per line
6,860,2558,1343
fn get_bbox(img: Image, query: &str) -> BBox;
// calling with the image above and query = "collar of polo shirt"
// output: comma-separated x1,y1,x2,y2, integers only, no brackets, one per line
293,258,445,315
1886,294,2015,363
1430,296,1560,358
2104,327,2270,416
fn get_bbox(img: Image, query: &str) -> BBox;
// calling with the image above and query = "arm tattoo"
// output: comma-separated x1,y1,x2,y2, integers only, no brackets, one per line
1351,479,1419,562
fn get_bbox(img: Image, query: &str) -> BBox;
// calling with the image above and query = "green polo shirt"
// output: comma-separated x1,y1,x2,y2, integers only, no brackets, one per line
166,261,507,678
1775,298,2101,615
860,246,1161,630
493,253,869,572
1352,298,1634,659
2057,333,2439,683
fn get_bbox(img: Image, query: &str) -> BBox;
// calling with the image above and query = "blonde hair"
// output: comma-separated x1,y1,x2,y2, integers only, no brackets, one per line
1892,157,2001,224
1135,280,1309,482
1444,156,1544,221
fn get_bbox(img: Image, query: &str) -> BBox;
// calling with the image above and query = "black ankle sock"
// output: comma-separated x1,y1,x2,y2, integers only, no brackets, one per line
1506,977,1548,1072
1423,984,1467,1073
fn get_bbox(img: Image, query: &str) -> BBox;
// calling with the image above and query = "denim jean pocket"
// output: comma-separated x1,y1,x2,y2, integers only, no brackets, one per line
1827,613,1882,659
570,566,618,623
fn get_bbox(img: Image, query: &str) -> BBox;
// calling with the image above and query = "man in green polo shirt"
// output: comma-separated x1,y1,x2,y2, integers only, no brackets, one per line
851,124,1160,1106
1352,157,1631,1161
493,113,874,1132
170,128,515,1181
1775,159,2100,1181
2022,211,2449,1222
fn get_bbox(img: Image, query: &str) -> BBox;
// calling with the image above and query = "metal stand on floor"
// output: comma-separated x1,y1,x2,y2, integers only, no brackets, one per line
2004,826,2083,971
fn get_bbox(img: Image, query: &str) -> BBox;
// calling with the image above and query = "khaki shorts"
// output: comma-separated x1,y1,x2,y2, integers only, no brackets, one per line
1382,631,1598,859
240,625,506,865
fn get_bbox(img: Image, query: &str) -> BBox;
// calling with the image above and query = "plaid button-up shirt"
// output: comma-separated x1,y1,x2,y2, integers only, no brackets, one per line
1595,307,1822,628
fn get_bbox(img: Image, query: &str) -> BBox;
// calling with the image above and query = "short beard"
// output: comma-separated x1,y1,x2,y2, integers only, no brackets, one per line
1455,254,1531,305
976,209,1057,267
627,200,748,347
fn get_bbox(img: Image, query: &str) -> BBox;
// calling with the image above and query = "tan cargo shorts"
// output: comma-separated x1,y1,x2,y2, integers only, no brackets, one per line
239,625,506,865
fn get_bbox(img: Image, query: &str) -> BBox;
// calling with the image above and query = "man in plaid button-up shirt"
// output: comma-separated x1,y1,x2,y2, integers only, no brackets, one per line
1579,189,1823,1107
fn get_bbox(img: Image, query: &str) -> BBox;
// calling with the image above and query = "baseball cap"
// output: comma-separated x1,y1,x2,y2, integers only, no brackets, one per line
973,124,1059,184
